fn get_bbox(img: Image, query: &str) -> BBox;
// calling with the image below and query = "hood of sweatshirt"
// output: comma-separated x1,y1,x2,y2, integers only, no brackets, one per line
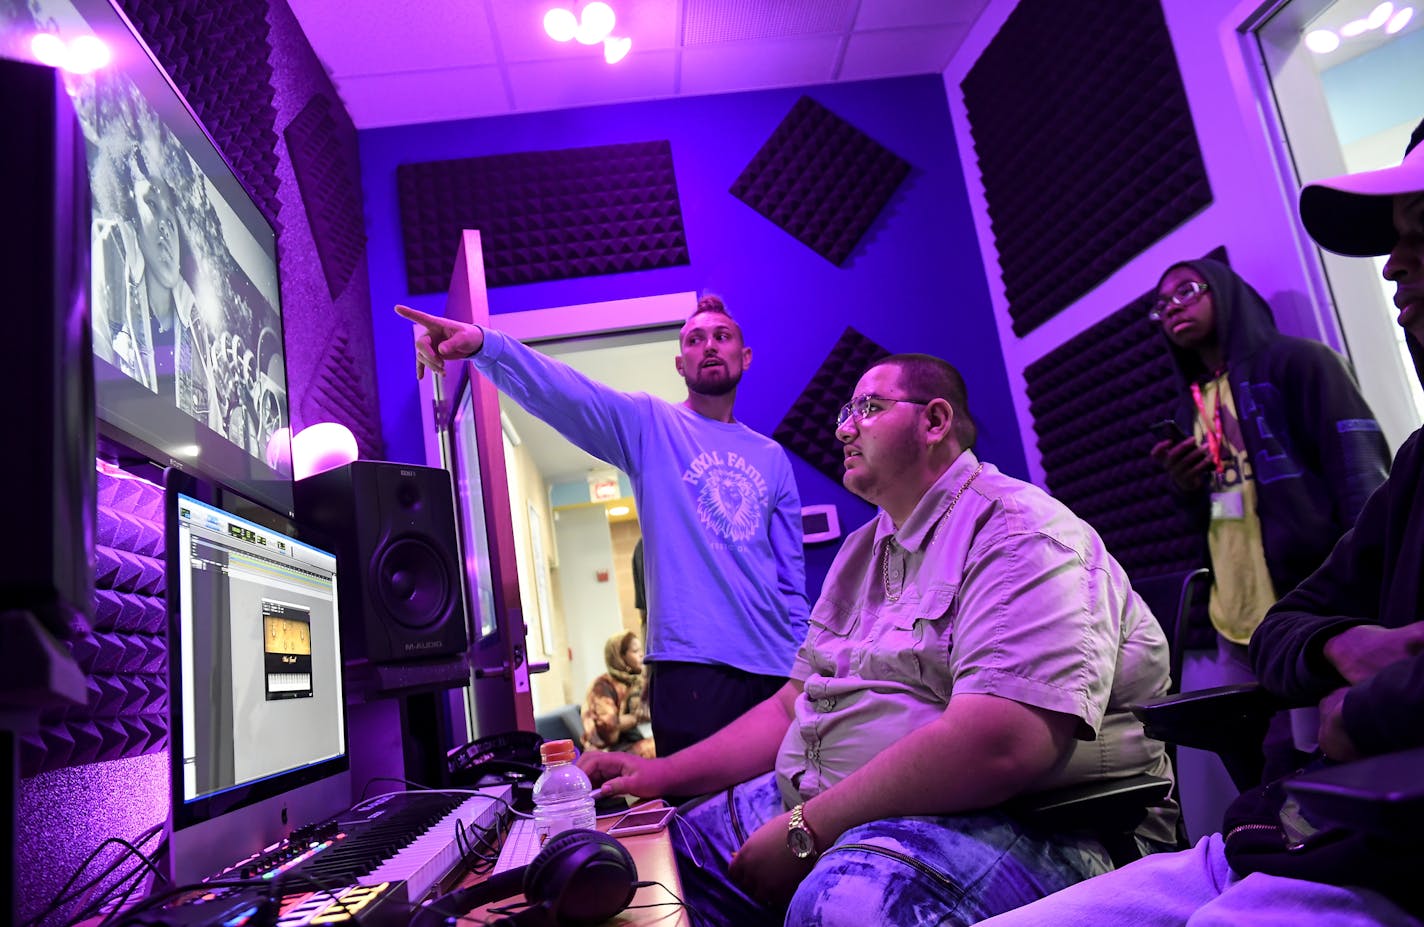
1156,257,1280,387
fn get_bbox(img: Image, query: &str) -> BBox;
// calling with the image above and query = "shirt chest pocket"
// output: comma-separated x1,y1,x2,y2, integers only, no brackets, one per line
852,585,959,700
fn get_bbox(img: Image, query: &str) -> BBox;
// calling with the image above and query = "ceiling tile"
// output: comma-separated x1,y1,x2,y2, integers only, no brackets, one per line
507,50,677,112
494,0,679,63
853,0,985,31
839,26,968,80
288,0,498,76
337,66,511,128
680,36,841,95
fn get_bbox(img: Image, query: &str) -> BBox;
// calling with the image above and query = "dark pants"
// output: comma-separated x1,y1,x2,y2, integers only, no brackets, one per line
646,661,785,756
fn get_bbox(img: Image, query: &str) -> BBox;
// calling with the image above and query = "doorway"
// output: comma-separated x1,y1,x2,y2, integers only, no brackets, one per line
491,293,697,725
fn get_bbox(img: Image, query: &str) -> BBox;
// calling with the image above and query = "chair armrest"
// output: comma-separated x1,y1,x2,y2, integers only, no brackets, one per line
1284,747,1424,837
1131,684,1283,751
1132,684,1285,791
1006,774,1173,834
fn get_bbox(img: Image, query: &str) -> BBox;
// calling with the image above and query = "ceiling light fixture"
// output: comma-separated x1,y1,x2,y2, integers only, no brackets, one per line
544,7,578,42
575,2,616,44
1304,28,1341,52
603,35,631,63
1366,1,1395,29
546,3,623,59
30,31,111,72
1386,6,1414,32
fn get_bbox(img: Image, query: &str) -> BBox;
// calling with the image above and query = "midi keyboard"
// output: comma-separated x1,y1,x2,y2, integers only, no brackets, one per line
112,786,511,926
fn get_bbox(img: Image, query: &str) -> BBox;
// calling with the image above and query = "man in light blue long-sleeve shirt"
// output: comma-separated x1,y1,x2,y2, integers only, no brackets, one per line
397,297,810,754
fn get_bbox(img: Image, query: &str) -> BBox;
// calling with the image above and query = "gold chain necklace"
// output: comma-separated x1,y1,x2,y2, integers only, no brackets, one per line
881,462,984,602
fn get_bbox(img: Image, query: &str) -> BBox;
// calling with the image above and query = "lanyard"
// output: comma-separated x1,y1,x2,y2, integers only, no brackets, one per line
1190,380,1226,475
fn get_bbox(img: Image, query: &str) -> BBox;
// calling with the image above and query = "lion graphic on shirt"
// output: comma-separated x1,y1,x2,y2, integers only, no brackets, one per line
697,466,761,543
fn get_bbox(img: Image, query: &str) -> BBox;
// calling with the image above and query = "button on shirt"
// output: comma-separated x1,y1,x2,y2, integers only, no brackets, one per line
774,451,1176,844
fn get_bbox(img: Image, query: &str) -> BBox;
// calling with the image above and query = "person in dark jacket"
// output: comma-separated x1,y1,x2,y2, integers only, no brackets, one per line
978,117,1424,927
1149,257,1390,679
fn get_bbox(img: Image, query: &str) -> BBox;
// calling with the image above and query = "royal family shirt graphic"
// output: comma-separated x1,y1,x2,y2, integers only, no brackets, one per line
683,450,769,545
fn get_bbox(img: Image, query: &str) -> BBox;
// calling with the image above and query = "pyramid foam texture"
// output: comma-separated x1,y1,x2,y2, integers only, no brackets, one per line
962,0,1211,336
731,96,909,266
119,0,281,231
1023,251,1232,604
285,94,366,301
774,327,891,483
301,327,386,457
397,141,689,293
19,467,168,777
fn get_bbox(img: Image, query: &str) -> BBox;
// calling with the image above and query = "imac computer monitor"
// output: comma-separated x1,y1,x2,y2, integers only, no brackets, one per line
165,469,348,886
0,0,295,516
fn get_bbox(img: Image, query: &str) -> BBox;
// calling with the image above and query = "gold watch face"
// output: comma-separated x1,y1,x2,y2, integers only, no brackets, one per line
787,826,816,859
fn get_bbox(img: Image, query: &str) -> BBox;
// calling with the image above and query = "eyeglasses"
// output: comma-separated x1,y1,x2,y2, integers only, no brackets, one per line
1148,280,1210,322
836,395,934,427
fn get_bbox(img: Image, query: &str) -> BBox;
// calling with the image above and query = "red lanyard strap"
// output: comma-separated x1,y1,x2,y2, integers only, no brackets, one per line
1190,381,1226,475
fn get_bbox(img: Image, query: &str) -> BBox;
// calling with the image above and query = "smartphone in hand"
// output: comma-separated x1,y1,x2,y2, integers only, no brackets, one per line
1148,420,1189,444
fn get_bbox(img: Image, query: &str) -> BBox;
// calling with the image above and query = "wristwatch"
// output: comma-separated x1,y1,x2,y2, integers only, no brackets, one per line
786,803,819,860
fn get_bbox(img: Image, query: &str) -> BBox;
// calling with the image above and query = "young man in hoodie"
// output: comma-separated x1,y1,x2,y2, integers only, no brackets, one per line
978,116,1424,927
1148,258,1390,688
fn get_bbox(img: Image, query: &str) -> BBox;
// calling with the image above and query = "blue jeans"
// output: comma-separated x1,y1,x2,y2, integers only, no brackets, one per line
977,835,1421,927
671,772,1114,927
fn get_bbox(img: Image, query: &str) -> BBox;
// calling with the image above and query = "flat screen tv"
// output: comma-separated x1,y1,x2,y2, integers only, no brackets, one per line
1,0,294,515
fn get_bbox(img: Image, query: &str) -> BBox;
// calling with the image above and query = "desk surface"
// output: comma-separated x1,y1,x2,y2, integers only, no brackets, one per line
458,818,691,926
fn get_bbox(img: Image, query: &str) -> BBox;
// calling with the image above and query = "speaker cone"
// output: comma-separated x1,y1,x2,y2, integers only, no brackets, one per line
374,536,451,629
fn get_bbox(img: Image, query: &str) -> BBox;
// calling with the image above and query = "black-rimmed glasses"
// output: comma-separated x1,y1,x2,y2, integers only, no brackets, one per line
836,395,935,428
1149,280,1210,322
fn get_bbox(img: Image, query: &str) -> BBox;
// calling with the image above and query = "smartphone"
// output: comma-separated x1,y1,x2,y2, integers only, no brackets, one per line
608,805,677,837
1148,419,1188,443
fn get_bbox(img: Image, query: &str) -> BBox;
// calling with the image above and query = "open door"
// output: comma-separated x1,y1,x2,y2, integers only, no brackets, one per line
415,230,533,737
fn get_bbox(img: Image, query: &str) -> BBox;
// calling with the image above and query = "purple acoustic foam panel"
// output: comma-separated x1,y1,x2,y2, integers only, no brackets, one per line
963,0,1211,336
774,327,891,483
1024,249,1228,612
730,96,909,266
301,328,385,456
22,466,169,778
284,93,367,301
397,140,690,293
118,0,281,231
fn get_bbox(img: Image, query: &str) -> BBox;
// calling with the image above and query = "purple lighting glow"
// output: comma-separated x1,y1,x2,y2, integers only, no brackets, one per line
1387,6,1414,32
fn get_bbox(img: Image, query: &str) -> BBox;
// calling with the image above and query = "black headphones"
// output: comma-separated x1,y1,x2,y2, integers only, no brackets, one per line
411,829,638,927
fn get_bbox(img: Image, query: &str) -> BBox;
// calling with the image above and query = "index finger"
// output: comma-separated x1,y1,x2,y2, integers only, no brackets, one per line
394,304,445,328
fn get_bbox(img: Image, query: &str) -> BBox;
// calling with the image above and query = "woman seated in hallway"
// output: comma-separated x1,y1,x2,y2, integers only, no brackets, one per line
582,631,655,759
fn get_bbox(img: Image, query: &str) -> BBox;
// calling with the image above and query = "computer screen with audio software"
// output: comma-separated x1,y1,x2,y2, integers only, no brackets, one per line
166,469,349,885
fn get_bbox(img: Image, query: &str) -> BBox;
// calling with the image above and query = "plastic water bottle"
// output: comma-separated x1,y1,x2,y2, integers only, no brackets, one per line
531,739,597,843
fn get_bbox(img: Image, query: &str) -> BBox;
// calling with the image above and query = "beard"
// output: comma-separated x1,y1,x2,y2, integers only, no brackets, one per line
684,365,742,397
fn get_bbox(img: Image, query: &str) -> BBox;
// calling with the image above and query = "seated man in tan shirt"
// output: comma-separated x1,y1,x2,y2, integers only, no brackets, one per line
582,354,1176,927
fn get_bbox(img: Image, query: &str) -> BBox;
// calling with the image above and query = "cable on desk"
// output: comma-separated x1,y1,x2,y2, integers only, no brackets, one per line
628,879,705,927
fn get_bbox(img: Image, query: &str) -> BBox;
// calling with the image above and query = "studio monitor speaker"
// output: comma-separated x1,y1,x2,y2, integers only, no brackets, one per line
295,461,468,663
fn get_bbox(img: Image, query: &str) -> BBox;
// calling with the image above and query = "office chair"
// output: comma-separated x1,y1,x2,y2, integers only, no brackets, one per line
1133,688,1424,864
1132,567,1212,697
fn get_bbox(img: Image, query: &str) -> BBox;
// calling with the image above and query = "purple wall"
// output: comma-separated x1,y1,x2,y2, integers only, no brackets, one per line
360,75,1027,594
